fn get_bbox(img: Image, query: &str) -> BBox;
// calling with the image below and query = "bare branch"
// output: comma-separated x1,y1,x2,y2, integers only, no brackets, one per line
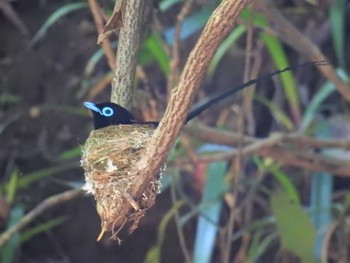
111,0,145,109
183,124,350,177
88,0,116,70
132,0,254,197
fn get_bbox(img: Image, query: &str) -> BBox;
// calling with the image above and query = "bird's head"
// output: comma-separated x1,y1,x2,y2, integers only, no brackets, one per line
84,102,135,129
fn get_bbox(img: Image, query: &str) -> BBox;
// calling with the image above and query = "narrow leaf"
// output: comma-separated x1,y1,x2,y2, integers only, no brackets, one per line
271,190,317,263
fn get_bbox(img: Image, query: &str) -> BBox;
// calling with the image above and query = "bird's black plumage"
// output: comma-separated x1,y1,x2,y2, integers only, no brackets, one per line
84,61,327,130
83,102,136,129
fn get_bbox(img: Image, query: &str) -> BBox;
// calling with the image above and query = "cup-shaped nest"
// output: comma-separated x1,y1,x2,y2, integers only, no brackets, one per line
81,125,162,241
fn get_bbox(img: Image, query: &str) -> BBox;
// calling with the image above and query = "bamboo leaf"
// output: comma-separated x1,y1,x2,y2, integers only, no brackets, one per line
271,190,317,263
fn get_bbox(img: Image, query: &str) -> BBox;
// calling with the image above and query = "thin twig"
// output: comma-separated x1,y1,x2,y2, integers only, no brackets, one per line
182,124,350,177
284,135,350,150
0,189,83,247
167,0,194,94
185,124,350,151
173,143,350,177
88,0,116,69
242,13,255,136
0,0,29,35
170,181,192,263
222,195,237,263
322,221,338,263
254,0,350,102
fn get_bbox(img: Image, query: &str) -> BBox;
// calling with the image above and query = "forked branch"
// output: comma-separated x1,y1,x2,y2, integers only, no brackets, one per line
132,0,254,197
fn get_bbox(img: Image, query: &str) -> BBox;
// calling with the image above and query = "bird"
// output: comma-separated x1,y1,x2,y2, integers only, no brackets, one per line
83,101,140,129
84,61,327,130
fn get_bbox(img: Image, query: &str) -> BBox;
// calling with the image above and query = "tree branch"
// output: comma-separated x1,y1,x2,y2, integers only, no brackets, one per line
183,124,350,177
111,0,145,109
132,0,254,197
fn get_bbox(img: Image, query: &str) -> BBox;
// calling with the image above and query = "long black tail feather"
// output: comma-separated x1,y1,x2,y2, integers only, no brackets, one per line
184,60,328,123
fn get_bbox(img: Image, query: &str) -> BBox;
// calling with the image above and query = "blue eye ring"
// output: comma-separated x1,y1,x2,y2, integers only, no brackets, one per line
102,107,114,117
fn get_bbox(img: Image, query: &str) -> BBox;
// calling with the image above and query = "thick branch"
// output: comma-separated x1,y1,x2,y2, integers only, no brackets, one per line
132,0,254,197
111,0,145,109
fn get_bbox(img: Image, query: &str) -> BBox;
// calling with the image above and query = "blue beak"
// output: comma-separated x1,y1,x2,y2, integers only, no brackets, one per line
83,102,101,114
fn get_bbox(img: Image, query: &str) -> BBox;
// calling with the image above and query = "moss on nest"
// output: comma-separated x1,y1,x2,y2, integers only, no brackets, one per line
81,124,162,241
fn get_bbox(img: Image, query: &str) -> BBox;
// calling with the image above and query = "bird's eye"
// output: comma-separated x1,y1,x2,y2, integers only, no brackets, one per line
102,107,114,117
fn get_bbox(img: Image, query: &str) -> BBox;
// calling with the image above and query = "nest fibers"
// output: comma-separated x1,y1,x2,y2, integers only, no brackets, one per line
81,125,163,241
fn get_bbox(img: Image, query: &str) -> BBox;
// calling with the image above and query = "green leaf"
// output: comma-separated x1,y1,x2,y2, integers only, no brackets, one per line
20,217,67,243
159,0,183,11
208,25,246,76
0,92,20,106
163,7,212,44
248,231,277,263
265,163,300,203
300,69,348,133
17,161,78,189
329,0,346,67
30,2,88,46
310,172,332,260
57,146,82,161
241,9,301,123
271,190,317,263
144,201,184,263
143,32,170,76
5,168,20,203
0,205,24,263
255,95,294,131
259,32,300,123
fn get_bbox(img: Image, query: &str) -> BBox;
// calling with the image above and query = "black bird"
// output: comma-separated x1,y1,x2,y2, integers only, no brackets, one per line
83,101,139,129
84,61,327,130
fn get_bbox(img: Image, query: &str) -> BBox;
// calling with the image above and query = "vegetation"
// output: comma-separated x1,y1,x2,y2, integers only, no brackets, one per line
0,0,349,262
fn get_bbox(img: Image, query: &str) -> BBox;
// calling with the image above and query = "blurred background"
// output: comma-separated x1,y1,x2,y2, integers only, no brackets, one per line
0,0,349,262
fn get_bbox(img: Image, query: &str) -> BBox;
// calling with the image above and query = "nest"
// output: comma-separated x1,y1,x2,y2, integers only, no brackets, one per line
81,125,162,241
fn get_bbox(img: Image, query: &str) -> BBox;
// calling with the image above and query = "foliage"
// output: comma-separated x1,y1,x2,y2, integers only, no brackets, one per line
271,190,317,263
1,0,349,262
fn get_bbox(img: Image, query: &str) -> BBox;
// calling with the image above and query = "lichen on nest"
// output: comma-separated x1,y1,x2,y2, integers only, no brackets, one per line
81,124,162,241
